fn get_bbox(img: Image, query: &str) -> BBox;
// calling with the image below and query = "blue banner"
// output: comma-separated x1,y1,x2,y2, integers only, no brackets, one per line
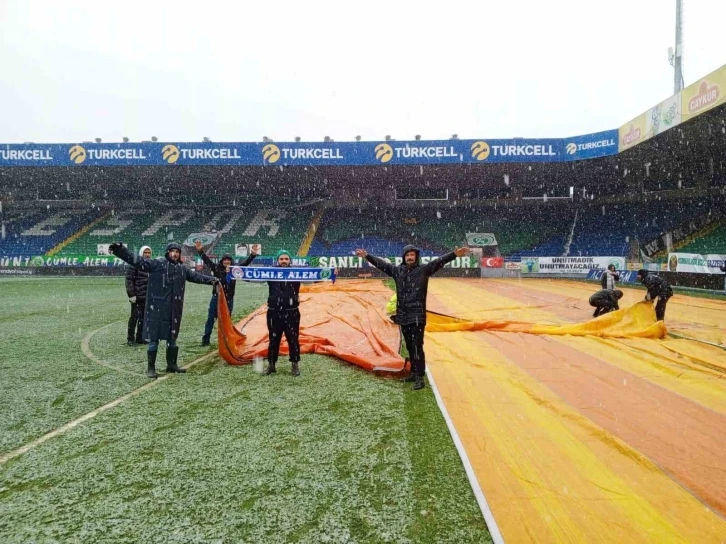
227,266,336,283
0,136,611,167
587,269,638,283
561,130,619,161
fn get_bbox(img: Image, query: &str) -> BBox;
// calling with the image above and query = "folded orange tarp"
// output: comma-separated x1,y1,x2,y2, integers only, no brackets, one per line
425,300,667,339
216,280,406,373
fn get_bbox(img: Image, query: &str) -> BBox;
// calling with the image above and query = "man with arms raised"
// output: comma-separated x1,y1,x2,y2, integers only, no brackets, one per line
110,241,218,378
355,244,469,390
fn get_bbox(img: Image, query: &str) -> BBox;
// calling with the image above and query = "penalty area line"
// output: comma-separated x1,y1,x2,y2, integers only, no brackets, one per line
81,320,141,376
0,351,218,466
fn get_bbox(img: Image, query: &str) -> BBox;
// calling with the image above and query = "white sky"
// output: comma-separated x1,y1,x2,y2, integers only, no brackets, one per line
1,0,725,144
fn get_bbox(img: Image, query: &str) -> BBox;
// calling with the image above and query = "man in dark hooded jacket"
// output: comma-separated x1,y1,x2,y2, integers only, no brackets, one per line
355,244,469,390
110,241,218,378
125,245,151,345
636,269,673,321
264,249,302,377
589,289,623,317
195,241,257,346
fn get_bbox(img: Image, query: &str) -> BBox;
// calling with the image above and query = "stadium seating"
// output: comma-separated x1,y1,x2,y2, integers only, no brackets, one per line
56,205,315,259
679,224,726,254
308,206,571,257
0,208,104,257
568,200,710,256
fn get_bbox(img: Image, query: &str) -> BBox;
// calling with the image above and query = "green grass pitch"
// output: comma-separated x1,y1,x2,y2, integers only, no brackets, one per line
0,276,491,543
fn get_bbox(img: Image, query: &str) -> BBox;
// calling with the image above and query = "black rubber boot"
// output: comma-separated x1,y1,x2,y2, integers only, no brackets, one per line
399,358,414,382
165,346,186,373
201,336,210,347
291,361,300,377
264,361,277,375
146,351,158,379
412,375,425,391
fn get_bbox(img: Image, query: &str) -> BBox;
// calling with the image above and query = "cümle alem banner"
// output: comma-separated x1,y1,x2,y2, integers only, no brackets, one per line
227,266,337,283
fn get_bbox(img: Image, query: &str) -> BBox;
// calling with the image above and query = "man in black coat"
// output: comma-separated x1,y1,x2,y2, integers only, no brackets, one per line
601,264,620,290
355,244,470,390
125,245,151,345
195,241,257,346
636,269,673,321
264,249,302,377
110,241,218,378
589,289,623,317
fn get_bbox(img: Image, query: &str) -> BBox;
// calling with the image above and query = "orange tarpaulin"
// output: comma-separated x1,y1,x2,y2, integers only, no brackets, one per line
217,278,726,542
217,283,666,373
216,280,405,373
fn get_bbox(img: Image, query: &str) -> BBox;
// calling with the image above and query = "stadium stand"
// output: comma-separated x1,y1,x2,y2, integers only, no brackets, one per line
53,205,316,258
0,207,104,256
679,223,726,254
569,199,716,256
308,204,572,257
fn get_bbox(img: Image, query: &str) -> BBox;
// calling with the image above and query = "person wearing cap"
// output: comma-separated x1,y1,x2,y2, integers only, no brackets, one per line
264,249,302,377
355,244,470,390
195,241,257,346
636,268,673,321
589,289,623,317
110,241,218,378
601,264,620,290
125,245,152,345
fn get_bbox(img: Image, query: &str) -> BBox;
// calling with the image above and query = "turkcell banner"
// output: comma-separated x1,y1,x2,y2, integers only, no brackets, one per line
535,256,626,274
0,138,582,167
228,266,336,283
667,253,726,274
562,130,618,161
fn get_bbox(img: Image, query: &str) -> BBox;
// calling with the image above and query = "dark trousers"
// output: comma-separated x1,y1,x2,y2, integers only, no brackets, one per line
655,297,670,321
401,322,426,377
127,299,145,341
203,294,233,340
266,308,301,364
148,339,176,353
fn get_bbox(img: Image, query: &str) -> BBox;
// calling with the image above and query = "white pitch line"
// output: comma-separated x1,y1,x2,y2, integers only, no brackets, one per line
0,351,217,465
80,320,141,376
425,367,506,544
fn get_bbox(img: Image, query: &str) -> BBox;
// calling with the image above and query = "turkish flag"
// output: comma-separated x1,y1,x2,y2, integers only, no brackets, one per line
481,257,504,268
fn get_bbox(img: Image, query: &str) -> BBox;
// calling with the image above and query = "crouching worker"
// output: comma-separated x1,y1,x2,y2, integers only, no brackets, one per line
110,241,218,378
356,244,469,391
264,250,302,377
125,245,151,345
637,269,673,322
589,289,623,318
196,241,257,346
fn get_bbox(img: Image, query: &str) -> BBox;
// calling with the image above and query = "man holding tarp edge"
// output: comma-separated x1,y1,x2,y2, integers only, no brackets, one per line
226,249,337,377
355,244,469,391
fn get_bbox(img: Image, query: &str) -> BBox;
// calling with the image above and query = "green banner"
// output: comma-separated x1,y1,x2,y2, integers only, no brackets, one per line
0,255,128,267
